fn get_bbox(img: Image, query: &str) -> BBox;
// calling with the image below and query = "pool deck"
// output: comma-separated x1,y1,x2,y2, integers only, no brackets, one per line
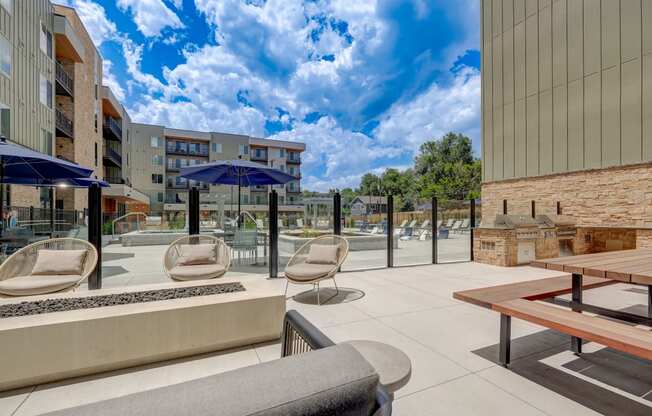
1,246,650,415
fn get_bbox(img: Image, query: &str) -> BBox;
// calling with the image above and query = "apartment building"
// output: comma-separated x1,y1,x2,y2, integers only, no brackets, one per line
129,123,305,219
481,0,652,227
100,85,148,217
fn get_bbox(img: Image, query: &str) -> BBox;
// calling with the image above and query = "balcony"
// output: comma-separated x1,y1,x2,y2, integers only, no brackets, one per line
103,116,122,141
167,180,188,190
166,143,188,155
251,185,268,192
250,150,268,162
55,61,74,98
188,147,209,157
105,176,125,185
55,109,74,139
103,144,122,167
287,154,301,164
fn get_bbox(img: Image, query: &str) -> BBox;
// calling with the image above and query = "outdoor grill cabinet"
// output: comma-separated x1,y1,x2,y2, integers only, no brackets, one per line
41,310,392,416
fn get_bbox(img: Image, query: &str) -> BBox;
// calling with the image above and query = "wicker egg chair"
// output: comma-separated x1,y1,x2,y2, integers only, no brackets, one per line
284,235,349,305
164,234,231,281
0,238,98,297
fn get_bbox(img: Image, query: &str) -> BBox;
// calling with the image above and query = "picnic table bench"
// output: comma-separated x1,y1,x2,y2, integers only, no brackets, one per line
453,271,652,366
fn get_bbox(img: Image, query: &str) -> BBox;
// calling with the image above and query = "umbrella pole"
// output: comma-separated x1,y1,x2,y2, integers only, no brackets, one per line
237,171,241,228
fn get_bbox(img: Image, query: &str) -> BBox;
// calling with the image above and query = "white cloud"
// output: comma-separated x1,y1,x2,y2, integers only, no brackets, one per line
374,66,481,150
117,0,184,37
55,0,117,45
102,60,126,101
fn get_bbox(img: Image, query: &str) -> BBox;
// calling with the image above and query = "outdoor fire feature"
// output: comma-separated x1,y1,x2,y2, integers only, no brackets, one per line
0,279,285,391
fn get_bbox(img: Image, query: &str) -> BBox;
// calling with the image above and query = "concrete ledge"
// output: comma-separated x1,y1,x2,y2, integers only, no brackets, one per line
0,279,285,391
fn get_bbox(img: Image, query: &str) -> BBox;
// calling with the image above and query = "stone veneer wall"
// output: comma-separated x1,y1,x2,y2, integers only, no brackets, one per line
481,163,652,227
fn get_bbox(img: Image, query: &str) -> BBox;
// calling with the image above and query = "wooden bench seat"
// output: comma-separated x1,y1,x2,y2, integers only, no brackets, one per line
494,299,652,362
453,275,650,366
453,275,614,310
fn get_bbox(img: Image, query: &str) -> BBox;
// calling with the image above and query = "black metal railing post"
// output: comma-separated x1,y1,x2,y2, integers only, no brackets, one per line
188,187,199,235
432,197,438,264
88,183,102,290
333,192,342,236
269,190,279,278
49,188,54,238
470,198,476,261
387,195,394,268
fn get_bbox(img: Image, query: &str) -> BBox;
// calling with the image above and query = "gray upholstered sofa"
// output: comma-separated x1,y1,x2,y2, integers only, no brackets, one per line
43,311,392,416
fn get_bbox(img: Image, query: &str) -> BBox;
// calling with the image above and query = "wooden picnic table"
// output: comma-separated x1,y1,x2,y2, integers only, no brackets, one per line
531,249,652,353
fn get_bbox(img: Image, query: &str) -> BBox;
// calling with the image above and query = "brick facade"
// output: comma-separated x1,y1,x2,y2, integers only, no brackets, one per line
481,163,652,228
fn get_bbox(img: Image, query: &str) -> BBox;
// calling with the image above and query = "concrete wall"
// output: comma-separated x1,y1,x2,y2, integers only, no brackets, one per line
129,123,166,212
482,0,652,182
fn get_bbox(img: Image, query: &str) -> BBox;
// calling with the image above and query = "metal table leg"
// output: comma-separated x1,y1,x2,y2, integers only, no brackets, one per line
571,273,583,354
499,314,511,367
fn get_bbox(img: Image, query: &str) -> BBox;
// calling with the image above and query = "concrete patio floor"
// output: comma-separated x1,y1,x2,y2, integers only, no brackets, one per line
1,245,650,415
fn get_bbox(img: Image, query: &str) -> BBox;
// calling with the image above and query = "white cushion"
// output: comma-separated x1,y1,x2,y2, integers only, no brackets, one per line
0,275,82,296
306,244,339,265
31,249,87,276
285,263,334,281
169,264,226,281
177,244,216,266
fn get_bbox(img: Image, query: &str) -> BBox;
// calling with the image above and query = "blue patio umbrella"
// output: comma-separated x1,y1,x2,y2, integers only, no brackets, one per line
179,159,296,218
0,135,95,227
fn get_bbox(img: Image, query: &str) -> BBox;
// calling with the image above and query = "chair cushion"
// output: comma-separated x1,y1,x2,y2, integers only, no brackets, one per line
169,264,226,281
31,249,87,276
41,344,379,416
285,263,335,281
306,244,339,265
177,244,216,266
0,275,82,296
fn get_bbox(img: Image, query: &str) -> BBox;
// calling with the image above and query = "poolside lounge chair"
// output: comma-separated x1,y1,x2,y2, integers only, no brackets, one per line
451,220,463,233
0,238,98,297
284,235,349,305
394,219,408,235
459,218,470,233
445,218,455,228
436,220,442,228
164,235,230,281
296,218,304,228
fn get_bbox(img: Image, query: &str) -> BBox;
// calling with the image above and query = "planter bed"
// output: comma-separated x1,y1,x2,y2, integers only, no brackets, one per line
0,279,285,391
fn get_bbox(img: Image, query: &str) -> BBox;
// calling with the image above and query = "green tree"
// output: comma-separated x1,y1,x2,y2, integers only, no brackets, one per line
358,173,382,196
414,132,480,201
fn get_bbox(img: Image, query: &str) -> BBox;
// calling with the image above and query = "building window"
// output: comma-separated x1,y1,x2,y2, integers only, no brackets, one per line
0,102,9,140
0,35,10,77
151,136,161,147
39,74,52,108
239,144,249,156
211,143,222,153
94,143,98,166
40,23,52,58
156,192,163,203
0,0,11,14
94,114,98,133
151,174,163,184
152,155,163,165
279,149,286,158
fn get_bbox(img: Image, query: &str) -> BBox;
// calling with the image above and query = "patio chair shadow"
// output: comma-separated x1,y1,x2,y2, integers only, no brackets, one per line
291,287,365,305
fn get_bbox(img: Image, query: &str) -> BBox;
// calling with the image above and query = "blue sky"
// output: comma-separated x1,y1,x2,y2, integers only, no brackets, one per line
58,0,481,191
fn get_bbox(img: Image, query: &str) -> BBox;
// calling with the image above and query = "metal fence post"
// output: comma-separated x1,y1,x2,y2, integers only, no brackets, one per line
88,183,102,290
269,190,278,278
49,188,54,238
387,195,394,268
188,187,199,235
333,192,341,236
470,198,476,261
432,197,438,264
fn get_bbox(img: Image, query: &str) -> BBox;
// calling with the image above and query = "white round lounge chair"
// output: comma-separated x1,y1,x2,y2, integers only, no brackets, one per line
0,238,98,297
164,235,231,281
284,235,349,305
